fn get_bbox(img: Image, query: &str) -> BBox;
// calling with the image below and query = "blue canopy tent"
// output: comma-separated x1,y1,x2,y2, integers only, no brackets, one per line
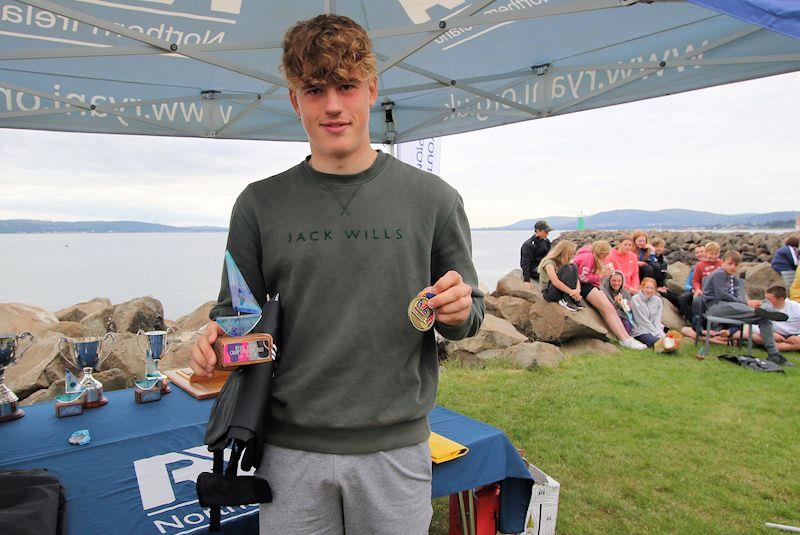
0,1,797,143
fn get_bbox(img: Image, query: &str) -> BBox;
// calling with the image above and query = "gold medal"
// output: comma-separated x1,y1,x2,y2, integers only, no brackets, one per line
408,293,436,331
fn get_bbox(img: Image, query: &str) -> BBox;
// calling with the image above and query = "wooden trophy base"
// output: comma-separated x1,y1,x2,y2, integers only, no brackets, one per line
165,368,231,399
0,405,24,422
213,333,274,369
83,396,109,409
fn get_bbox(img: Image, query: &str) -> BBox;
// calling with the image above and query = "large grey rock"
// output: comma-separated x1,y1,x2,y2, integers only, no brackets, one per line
104,333,146,381
666,261,690,295
81,296,166,336
661,298,687,331
45,321,89,339
112,297,166,334
477,341,565,369
5,331,66,400
0,303,58,335
523,301,610,343
494,269,542,304
561,338,620,357
54,298,112,323
443,314,527,364
743,263,785,300
174,301,215,334
491,296,534,335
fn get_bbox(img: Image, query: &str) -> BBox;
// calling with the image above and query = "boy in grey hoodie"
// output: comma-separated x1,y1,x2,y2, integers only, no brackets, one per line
702,250,790,366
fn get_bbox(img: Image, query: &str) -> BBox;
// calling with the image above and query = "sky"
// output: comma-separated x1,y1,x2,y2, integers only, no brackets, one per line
1,71,798,229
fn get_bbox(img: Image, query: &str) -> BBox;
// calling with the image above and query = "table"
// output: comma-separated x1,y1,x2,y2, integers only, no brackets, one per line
0,387,532,534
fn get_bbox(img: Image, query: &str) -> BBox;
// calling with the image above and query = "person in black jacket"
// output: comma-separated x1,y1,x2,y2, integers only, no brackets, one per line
521,220,552,288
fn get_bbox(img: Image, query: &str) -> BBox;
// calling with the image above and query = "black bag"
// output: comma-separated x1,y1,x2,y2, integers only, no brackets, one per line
196,299,281,532
718,354,785,373
0,469,66,535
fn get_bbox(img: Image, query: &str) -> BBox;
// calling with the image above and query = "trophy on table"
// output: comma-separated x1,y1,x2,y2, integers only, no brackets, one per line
0,332,33,422
58,333,114,411
213,250,274,368
134,328,174,403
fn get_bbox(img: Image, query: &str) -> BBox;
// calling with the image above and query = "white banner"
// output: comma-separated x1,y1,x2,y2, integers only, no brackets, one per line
396,138,442,176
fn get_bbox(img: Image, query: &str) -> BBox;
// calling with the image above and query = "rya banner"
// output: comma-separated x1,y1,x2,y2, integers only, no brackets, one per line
396,138,441,176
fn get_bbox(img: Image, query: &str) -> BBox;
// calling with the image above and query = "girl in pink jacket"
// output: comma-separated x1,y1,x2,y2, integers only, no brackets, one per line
608,236,640,293
571,240,647,350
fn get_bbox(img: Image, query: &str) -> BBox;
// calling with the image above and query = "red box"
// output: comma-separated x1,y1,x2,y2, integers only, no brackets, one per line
449,483,500,535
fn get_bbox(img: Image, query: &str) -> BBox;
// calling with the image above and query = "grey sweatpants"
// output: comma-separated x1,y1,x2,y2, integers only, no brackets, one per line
257,441,433,535
708,301,781,359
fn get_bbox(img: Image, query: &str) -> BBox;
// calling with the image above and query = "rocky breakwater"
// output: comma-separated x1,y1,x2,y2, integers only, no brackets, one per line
1,297,215,406
558,230,794,265
442,269,662,370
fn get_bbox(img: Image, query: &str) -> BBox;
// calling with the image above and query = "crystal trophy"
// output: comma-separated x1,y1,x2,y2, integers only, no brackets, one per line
134,328,174,399
58,333,114,410
213,251,274,368
0,332,33,422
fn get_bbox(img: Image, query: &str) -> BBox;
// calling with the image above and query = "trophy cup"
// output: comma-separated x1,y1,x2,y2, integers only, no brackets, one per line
134,328,174,402
0,332,33,422
59,333,114,409
213,250,274,369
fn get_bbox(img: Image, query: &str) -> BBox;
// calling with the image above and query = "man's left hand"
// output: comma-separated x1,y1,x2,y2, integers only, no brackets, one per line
747,299,761,308
419,271,473,326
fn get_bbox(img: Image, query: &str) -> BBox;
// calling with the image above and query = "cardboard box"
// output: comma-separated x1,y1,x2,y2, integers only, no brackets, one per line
522,463,560,535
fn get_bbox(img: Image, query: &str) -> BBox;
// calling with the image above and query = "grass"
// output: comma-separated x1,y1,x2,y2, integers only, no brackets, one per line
429,341,800,534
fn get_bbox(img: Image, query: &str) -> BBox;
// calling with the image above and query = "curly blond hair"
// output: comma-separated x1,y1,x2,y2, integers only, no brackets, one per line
281,14,376,89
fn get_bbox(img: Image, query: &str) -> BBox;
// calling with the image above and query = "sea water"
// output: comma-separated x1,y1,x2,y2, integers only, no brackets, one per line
0,230,538,319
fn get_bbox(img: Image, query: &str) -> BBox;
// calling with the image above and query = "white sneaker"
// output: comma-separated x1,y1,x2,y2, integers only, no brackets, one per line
621,337,647,350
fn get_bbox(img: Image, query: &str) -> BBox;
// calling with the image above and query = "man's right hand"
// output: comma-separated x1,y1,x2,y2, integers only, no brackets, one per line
523,281,533,290
190,321,223,378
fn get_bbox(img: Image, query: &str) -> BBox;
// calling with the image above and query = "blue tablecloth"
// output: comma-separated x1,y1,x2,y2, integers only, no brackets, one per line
0,387,531,534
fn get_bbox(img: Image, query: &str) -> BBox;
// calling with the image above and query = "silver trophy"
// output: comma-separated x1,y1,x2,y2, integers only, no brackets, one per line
136,329,174,394
0,332,33,422
59,333,114,408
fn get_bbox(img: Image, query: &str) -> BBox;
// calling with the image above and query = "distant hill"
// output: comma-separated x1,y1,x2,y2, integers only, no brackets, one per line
0,219,227,233
476,209,799,231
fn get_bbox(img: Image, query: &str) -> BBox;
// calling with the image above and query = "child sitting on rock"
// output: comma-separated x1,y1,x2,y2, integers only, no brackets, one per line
632,230,657,282
537,240,585,312
608,235,640,294
630,277,666,348
600,270,634,334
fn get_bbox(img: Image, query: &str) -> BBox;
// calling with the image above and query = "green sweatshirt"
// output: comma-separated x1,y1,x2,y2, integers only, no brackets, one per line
210,151,484,454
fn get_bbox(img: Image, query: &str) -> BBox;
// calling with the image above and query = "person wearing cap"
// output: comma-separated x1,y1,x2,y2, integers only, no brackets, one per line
521,220,552,289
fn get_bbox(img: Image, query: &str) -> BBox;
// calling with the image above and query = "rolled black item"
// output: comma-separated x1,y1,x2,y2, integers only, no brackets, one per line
197,299,280,532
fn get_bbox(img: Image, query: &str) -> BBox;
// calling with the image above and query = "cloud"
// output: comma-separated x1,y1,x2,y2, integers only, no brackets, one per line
1,72,798,227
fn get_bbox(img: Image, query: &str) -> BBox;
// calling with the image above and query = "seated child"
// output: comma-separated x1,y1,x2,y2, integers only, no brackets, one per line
632,230,657,282
600,271,634,334
630,277,665,347
677,244,705,321
702,250,791,366
538,240,586,312
608,235,640,294
747,285,800,353
692,241,722,298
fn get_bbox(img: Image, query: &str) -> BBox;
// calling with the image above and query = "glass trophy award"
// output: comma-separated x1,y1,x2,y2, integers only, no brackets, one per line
58,333,114,412
0,332,33,422
135,328,174,397
213,251,274,369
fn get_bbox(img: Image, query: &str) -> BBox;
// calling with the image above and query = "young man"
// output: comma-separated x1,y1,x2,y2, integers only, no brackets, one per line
771,235,799,289
190,15,484,534
521,220,552,288
747,285,800,353
702,251,790,366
